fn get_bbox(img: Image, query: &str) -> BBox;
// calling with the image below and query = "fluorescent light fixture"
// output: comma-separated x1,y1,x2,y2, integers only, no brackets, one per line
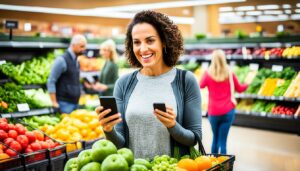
257,15,285,22
220,12,236,17
112,28,119,36
291,14,300,20
285,10,291,14
282,4,291,9
297,3,300,8
257,5,279,10
24,23,31,32
235,6,255,11
278,14,289,20
295,9,300,13
244,16,256,22
0,0,246,25
219,7,233,12
246,11,262,16
264,10,283,15
236,11,245,16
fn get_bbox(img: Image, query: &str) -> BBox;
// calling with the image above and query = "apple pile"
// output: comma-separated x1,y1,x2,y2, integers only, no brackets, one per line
271,105,297,115
0,118,60,157
64,139,152,171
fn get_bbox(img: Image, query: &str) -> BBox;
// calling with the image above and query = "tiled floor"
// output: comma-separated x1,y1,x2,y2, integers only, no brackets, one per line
201,118,300,171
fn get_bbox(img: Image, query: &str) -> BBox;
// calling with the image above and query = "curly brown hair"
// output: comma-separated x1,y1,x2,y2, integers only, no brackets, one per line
125,10,184,68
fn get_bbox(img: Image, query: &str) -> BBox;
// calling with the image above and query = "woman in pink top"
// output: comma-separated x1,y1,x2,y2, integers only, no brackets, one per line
200,50,248,154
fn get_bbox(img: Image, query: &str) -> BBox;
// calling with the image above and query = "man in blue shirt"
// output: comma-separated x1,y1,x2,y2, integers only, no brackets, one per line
47,34,87,114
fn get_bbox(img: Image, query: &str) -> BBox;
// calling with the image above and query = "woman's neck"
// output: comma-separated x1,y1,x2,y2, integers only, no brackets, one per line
140,66,173,76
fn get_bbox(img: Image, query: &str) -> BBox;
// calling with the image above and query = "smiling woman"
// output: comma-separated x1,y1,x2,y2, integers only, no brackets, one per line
95,10,202,159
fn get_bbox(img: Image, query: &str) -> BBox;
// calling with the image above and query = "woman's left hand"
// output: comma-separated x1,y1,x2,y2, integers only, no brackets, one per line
154,106,176,128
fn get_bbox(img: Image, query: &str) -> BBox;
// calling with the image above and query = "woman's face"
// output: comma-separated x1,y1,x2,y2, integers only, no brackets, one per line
100,47,111,60
132,23,164,69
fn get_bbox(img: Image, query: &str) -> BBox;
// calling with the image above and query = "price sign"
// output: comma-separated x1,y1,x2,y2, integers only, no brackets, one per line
5,20,18,29
249,63,259,71
0,60,6,65
242,47,248,58
17,103,30,112
272,65,283,72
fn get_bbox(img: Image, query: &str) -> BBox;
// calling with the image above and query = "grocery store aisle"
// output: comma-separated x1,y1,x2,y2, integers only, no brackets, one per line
201,118,300,171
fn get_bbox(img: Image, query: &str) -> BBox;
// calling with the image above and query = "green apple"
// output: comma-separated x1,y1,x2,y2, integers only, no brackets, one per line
134,159,152,170
130,164,148,171
78,149,93,169
64,157,79,171
101,154,129,171
117,148,134,166
91,139,117,163
80,162,101,171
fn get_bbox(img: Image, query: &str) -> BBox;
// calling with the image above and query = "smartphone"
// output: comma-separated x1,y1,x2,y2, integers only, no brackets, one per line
153,103,166,112
99,96,118,118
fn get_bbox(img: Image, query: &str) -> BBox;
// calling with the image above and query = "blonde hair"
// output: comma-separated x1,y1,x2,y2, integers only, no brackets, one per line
208,49,229,82
100,39,118,62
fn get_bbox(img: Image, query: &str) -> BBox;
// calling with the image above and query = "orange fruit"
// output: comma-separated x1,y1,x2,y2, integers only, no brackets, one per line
217,156,229,163
177,158,198,171
195,156,212,170
209,156,219,166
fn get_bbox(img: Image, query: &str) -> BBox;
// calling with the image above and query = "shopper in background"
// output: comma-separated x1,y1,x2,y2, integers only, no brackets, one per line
84,39,119,96
200,49,248,154
47,34,87,114
95,10,202,159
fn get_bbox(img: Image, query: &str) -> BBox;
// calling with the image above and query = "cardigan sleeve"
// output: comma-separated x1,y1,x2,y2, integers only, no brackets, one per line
104,75,126,148
168,71,202,146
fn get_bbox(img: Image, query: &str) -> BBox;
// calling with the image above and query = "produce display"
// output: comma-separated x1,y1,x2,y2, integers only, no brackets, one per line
64,139,231,171
0,50,63,85
78,56,105,72
284,72,300,98
21,114,61,130
24,89,53,107
0,83,44,113
0,118,60,158
39,110,104,147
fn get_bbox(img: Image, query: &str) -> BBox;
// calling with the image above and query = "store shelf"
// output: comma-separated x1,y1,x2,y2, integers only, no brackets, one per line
235,94,300,103
22,84,46,90
0,107,54,118
180,54,300,62
234,111,300,134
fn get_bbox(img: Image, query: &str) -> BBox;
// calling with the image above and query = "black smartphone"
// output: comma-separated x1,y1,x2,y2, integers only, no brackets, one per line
153,103,166,112
99,96,118,118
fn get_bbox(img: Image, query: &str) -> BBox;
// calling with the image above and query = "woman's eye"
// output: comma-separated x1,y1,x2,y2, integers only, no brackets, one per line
147,39,154,43
133,41,140,45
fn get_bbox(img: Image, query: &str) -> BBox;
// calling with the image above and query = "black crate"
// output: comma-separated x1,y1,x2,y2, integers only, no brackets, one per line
207,154,235,171
24,159,48,171
2,165,24,171
0,142,23,171
47,154,66,171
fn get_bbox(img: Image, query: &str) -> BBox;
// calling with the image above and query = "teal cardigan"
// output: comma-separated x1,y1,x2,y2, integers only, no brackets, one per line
105,68,202,156
99,61,119,96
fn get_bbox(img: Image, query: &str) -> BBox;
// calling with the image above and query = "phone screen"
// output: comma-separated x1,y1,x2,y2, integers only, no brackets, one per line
153,103,166,112
99,96,118,118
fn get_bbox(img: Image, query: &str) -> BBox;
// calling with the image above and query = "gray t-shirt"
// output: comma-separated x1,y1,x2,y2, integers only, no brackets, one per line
126,68,177,159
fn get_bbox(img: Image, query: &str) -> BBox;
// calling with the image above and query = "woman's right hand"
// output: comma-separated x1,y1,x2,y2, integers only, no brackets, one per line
95,106,122,132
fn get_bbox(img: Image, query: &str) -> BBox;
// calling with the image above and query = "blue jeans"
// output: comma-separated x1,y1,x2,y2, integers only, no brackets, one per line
208,109,235,154
58,100,78,114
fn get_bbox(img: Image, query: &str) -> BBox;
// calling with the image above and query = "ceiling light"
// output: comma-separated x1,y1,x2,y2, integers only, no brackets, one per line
264,10,283,15
235,6,255,11
291,14,300,20
282,4,291,9
219,7,233,12
285,10,291,14
236,12,245,16
220,12,236,17
257,15,284,22
297,3,300,8
257,5,279,10
246,11,262,16
295,9,300,13
278,15,289,20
